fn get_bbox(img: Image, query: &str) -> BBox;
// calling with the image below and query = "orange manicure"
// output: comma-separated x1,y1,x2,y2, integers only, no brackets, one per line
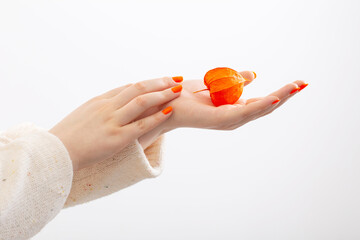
272,99,280,105
299,83,308,91
172,76,183,83
171,85,183,93
162,106,173,115
290,87,300,94
253,71,257,79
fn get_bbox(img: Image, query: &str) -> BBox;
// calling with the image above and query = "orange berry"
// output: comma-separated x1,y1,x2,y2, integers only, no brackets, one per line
194,67,246,107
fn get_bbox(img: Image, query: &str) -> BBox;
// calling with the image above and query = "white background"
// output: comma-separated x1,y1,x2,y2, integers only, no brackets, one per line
1,0,360,239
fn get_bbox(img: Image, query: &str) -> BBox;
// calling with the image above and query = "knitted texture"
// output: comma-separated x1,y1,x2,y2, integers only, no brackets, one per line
0,123,165,239
0,123,73,240
64,134,164,208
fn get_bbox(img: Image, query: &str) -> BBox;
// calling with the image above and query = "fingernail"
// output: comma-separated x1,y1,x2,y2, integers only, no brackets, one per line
172,76,183,83
272,99,280,105
298,83,308,91
162,106,172,115
253,71,257,79
290,88,300,94
171,85,182,93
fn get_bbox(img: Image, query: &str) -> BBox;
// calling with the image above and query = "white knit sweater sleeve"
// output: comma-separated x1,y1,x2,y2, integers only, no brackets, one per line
0,123,74,240
0,122,165,239
63,133,165,208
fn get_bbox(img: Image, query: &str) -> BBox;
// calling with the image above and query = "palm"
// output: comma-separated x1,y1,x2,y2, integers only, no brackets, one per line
162,79,245,130
137,72,306,149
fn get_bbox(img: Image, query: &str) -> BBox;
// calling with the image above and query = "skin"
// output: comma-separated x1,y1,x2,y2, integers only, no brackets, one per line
49,77,181,171
137,71,306,149
49,71,306,171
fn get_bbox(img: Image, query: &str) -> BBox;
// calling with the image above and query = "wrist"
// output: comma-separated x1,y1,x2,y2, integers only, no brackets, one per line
49,128,80,171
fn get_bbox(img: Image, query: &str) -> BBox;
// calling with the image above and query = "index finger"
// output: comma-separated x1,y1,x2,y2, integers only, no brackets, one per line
268,80,306,98
224,80,306,123
221,95,279,124
113,76,183,109
241,80,308,118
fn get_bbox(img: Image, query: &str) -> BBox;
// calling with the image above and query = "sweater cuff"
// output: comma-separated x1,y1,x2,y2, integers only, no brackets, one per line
64,134,165,208
0,123,73,239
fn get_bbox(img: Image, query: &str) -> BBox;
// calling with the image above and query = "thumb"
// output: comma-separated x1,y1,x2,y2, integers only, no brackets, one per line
239,71,257,86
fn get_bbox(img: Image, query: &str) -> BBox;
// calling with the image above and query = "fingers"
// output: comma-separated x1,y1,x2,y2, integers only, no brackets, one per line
222,95,279,125
269,80,305,99
248,80,308,121
234,98,247,105
245,81,306,107
241,95,280,117
116,85,182,125
112,76,183,109
239,71,257,86
245,80,307,117
99,83,133,99
120,106,173,142
221,80,308,129
245,97,263,105
266,80,307,109
240,80,305,106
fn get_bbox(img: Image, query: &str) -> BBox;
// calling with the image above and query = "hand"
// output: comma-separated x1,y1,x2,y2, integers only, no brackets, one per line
137,71,308,148
49,77,182,171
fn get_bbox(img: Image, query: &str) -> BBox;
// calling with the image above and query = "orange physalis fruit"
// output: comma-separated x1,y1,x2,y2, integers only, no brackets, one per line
193,67,246,107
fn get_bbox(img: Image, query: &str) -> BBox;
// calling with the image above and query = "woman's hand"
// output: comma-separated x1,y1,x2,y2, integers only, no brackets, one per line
49,77,183,171
137,71,308,149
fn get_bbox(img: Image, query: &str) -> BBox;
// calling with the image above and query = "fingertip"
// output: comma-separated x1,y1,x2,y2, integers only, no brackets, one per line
290,87,300,94
271,99,280,105
239,71,256,85
267,96,280,105
162,106,173,115
171,85,183,93
294,80,306,86
162,76,181,88
172,76,183,83
299,83,309,91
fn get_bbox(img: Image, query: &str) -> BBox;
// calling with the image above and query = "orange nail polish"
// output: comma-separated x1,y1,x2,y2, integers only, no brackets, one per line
162,106,172,115
171,85,182,93
290,88,300,94
272,99,280,105
253,71,257,79
299,83,308,91
172,76,183,83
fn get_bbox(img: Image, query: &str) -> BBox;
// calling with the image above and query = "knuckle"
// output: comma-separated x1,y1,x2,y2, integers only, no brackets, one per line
294,80,304,86
162,76,173,87
87,96,102,104
125,83,134,90
288,82,299,89
134,96,147,108
88,99,110,112
104,117,121,135
124,83,133,88
107,125,120,136
135,118,147,131
133,82,146,92
154,113,164,123
158,91,169,101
